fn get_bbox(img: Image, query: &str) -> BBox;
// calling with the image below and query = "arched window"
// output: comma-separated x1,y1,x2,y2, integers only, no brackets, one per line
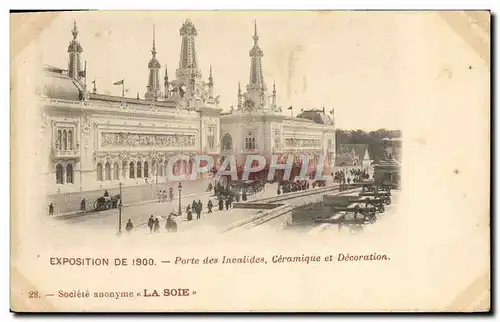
56,164,64,184
152,160,156,177
137,162,142,178
62,130,67,150
96,163,103,181
129,162,135,178
164,160,168,177
122,160,128,178
159,159,163,176
68,130,73,150
144,161,149,178
221,133,233,151
105,162,111,181
57,130,61,150
113,162,119,180
66,164,73,184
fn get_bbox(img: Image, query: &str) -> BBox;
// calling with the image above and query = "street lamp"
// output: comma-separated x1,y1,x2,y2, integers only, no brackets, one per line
177,182,183,216
117,182,123,235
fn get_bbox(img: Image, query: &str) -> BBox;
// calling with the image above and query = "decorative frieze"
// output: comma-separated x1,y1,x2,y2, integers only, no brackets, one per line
285,138,321,148
101,132,196,148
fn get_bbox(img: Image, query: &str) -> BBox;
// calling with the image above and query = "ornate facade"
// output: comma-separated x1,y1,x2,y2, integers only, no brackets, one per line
39,19,336,195
220,22,336,169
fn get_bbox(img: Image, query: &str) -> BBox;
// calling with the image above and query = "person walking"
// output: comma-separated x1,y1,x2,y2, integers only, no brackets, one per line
125,219,133,233
207,200,213,214
196,200,202,220
148,215,154,233
153,218,160,232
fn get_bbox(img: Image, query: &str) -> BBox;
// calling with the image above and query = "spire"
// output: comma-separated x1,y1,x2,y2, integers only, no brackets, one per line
237,81,242,108
72,19,78,40
164,62,170,99
207,65,214,99
271,80,277,106
145,25,161,101
151,25,157,58
246,20,267,109
67,20,83,81
253,19,259,44
92,77,97,94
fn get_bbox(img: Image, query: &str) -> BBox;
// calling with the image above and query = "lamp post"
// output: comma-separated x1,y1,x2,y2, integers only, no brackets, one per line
177,182,183,216
117,182,123,235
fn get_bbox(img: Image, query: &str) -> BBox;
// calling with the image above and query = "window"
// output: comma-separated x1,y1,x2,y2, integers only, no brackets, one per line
137,162,142,178
221,133,233,151
57,130,61,150
159,159,163,176
144,161,149,178
113,162,119,180
274,138,281,150
66,164,73,184
122,160,128,178
68,130,73,150
105,162,111,181
207,127,215,149
245,131,256,151
56,164,64,184
62,130,67,150
152,161,156,176
96,163,103,181
129,162,135,178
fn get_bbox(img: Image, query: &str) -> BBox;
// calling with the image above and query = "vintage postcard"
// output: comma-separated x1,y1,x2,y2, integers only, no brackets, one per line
10,10,490,312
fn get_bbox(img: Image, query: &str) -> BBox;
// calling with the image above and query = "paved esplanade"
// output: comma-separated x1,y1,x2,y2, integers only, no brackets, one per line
49,181,280,231
46,180,339,236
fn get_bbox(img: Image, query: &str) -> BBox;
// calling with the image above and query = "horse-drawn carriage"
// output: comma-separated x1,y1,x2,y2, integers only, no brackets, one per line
314,203,377,231
93,194,121,211
359,191,391,205
355,197,386,212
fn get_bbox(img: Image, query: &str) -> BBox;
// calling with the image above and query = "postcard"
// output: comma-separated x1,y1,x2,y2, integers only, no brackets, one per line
10,10,490,312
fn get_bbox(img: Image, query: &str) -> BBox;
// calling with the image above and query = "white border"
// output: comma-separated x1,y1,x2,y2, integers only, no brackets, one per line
4,0,497,319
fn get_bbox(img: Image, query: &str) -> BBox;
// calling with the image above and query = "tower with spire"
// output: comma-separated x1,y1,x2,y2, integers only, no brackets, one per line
170,19,217,108
67,20,84,82
172,19,202,100
246,21,268,109
145,26,162,101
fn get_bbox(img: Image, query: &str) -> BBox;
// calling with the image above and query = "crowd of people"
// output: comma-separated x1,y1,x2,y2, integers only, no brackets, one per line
333,168,371,184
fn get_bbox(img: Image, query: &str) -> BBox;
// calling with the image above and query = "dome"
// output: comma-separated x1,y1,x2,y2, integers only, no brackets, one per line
41,70,83,101
296,109,334,125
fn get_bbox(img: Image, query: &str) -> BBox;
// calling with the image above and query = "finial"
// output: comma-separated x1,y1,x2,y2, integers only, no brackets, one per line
253,20,259,43
72,19,78,39
164,62,168,80
238,81,241,93
151,25,156,57
273,81,276,93
209,65,212,78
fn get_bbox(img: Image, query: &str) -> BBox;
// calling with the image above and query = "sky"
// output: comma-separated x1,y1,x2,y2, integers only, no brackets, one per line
35,11,422,130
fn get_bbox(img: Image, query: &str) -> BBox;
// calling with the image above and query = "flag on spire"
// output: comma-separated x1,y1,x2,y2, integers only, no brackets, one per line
287,106,293,110
113,80,124,85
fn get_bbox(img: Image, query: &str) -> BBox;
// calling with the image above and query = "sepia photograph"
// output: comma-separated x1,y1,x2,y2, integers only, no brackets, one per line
10,10,490,312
